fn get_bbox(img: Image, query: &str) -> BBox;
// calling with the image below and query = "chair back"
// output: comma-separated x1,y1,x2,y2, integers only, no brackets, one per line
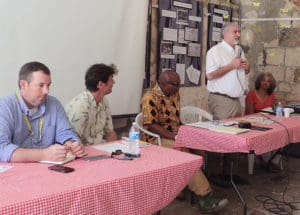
180,106,213,124
135,113,162,146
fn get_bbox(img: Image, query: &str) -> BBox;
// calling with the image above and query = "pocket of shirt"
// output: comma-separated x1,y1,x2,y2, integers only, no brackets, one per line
42,125,56,145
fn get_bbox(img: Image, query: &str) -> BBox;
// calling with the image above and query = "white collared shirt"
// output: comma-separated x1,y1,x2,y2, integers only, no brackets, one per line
206,40,248,98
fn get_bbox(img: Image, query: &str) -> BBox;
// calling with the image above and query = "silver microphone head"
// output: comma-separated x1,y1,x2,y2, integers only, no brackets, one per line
237,47,242,58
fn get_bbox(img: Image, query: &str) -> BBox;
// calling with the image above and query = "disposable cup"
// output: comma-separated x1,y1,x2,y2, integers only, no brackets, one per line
284,108,290,118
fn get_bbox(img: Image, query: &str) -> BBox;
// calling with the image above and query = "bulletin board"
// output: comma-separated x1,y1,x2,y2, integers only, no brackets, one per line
207,3,232,50
158,0,203,87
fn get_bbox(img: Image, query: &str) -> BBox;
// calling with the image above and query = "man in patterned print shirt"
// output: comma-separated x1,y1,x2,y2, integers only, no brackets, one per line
141,70,180,147
140,70,229,213
65,64,118,145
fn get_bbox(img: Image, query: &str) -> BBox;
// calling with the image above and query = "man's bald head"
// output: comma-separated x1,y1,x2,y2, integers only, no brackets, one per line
158,70,180,96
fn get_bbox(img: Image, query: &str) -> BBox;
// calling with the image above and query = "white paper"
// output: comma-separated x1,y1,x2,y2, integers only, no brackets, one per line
178,29,188,44
213,15,223,24
213,27,222,33
214,8,229,16
173,45,187,54
212,28,222,42
163,28,177,42
188,43,201,57
93,142,130,153
39,152,75,165
185,27,198,42
0,165,12,173
186,65,201,85
162,68,172,72
189,15,202,22
176,64,185,84
161,54,175,59
162,9,176,18
173,1,192,9
163,28,178,42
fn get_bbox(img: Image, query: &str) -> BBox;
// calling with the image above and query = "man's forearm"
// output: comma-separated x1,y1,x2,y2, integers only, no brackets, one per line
148,124,176,140
10,147,44,162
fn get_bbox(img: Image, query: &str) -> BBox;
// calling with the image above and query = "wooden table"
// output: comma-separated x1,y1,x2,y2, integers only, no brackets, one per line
0,143,202,215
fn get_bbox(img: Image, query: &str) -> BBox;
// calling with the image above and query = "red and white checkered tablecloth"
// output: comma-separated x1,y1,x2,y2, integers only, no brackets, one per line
0,144,202,215
175,115,300,155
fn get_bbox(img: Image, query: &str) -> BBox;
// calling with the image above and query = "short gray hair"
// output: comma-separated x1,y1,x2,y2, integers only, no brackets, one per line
221,22,238,37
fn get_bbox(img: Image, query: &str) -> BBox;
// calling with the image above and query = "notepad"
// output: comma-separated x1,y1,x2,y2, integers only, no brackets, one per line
186,120,238,129
0,165,12,173
186,121,218,129
39,152,75,165
209,126,250,134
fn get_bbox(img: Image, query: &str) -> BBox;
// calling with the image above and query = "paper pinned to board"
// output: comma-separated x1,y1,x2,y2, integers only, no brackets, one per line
186,65,200,84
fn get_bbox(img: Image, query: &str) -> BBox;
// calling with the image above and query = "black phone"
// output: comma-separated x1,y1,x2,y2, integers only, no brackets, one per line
48,165,74,173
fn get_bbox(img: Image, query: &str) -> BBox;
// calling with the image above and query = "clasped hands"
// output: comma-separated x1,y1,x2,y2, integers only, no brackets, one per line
231,57,249,71
43,140,86,162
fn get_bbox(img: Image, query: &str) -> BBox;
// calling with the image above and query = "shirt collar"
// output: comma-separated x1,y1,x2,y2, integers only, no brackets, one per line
154,83,179,99
154,83,165,96
84,90,102,107
16,90,45,118
221,40,236,54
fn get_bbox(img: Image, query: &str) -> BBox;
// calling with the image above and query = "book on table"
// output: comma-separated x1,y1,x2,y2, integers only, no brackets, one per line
208,125,250,134
186,121,249,134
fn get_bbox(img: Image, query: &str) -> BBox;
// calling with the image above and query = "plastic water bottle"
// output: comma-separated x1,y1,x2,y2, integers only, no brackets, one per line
275,101,283,121
128,122,140,155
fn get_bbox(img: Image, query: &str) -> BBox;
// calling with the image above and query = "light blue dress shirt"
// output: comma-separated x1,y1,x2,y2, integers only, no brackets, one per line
0,91,79,162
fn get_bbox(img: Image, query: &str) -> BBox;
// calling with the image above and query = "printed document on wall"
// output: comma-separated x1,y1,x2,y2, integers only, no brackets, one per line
185,27,198,42
163,28,178,42
186,65,200,85
178,29,188,44
188,43,201,57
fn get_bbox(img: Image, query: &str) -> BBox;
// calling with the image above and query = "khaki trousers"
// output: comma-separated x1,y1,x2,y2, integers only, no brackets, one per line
161,138,212,196
208,93,242,120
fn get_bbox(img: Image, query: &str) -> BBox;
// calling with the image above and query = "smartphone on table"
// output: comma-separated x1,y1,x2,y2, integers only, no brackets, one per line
48,165,74,173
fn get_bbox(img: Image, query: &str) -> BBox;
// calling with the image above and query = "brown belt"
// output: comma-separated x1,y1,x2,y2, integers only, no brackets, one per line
210,92,239,100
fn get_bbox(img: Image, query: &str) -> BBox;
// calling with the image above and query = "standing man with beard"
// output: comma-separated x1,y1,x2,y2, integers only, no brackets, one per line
205,22,250,185
0,61,86,162
206,22,250,119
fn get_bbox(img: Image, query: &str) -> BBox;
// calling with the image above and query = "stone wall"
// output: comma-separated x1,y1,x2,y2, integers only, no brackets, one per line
241,0,300,105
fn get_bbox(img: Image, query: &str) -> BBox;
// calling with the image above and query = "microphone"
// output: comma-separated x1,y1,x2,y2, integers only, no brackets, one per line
237,47,242,58
235,46,247,96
